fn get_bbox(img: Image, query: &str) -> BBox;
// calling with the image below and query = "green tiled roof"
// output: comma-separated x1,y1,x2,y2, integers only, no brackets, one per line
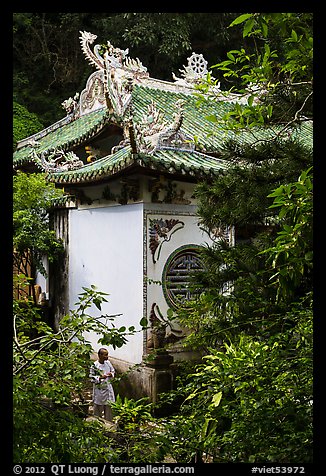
46,146,229,185
131,84,234,152
131,85,313,151
13,83,236,170
234,119,313,150
13,78,313,185
13,108,109,167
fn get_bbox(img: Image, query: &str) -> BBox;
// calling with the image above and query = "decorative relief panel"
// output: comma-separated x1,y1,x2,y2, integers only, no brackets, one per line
100,179,140,205
31,149,84,173
162,245,204,310
199,224,234,245
149,218,184,263
144,210,205,356
79,70,106,116
148,177,192,205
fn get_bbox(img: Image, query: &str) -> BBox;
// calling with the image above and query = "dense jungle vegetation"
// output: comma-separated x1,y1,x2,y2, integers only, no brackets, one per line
13,12,314,465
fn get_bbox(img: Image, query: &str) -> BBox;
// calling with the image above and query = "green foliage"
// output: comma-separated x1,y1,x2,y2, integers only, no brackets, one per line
13,171,65,283
112,395,153,430
196,137,312,229
152,297,312,463
13,390,114,463
13,275,52,339
261,167,313,301
107,396,164,463
13,285,143,463
221,12,313,86
197,13,312,132
176,301,312,463
152,12,313,464
13,102,44,150
188,145,313,351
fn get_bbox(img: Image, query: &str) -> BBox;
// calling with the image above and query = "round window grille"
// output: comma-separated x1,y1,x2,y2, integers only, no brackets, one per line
162,245,204,309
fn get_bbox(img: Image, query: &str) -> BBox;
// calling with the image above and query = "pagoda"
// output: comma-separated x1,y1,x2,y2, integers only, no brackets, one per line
13,31,312,401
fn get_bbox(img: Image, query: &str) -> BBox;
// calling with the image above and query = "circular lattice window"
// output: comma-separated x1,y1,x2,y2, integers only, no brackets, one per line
162,245,204,309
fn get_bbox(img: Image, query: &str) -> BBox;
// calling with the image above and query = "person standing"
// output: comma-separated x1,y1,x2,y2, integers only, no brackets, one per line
89,347,115,421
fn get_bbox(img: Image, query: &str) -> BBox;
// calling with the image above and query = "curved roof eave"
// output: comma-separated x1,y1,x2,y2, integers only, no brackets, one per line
45,146,228,186
13,107,114,169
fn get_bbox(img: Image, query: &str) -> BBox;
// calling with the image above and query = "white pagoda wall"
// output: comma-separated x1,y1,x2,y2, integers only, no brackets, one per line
65,182,233,372
67,200,211,365
68,203,144,363
143,202,208,358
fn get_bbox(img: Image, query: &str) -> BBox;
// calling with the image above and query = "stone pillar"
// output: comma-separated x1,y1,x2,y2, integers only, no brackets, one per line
104,352,174,404
144,351,174,404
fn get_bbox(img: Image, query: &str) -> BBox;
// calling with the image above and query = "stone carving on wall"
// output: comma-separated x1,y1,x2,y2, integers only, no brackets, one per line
102,185,117,202
200,224,232,244
149,218,185,263
101,179,140,205
148,177,191,205
146,302,183,350
118,178,140,204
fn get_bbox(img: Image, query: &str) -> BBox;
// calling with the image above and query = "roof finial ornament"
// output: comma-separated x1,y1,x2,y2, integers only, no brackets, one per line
104,40,129,68
133,100,194,154
61,93,80,117
173,52,219,89
187,53,208,77
79,31,105,70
